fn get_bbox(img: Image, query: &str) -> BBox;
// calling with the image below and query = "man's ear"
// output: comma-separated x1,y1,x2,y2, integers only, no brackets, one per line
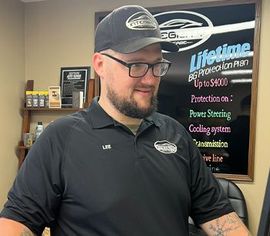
92,53,104,78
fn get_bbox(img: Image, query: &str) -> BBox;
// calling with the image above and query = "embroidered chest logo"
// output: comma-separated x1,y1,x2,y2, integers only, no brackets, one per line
154,140,177,154
102,144,112,150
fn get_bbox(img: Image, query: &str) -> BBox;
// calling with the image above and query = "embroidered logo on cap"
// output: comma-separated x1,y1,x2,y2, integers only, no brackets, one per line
126,11,157,30
154,140,177,154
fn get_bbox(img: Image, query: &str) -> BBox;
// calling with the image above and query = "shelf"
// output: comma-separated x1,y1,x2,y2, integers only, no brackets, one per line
23,107,83,111
18,145,30,150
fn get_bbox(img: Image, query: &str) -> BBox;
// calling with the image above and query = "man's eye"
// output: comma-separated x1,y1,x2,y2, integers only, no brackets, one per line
132,64,146,69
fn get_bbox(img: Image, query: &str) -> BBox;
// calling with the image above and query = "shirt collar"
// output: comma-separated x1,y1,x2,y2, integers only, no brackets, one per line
87,96,161,129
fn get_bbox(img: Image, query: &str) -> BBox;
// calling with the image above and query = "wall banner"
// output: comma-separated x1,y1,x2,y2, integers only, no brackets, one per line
151,0,261,181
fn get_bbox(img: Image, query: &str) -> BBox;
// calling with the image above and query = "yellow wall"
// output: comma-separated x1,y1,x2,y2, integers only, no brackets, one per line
0,0,25,207
1,0,269,235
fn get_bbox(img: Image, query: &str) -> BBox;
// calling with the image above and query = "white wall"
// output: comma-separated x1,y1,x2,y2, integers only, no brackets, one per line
0,0,25,206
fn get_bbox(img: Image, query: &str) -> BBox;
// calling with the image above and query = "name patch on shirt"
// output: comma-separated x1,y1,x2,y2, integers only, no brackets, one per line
102,144,112,150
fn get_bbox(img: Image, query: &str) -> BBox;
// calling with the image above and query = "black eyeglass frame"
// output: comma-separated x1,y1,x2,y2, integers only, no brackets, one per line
101,53,172,78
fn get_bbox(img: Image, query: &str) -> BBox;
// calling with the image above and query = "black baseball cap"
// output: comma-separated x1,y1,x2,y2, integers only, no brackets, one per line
94,5,178,53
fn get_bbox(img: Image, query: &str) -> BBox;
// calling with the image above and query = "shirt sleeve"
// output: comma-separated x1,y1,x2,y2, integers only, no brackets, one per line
0,120,68,235
186,130,234,225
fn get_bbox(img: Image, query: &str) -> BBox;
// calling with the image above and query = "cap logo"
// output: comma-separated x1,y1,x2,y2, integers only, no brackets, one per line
154,140,177,154
126,11,157,30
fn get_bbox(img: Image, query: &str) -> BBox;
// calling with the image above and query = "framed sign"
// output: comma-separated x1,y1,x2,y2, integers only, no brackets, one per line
95,0,261,181
153,0,261,181
60,66,90,107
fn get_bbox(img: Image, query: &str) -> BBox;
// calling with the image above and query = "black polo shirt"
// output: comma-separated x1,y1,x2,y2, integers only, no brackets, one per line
1,97,233,235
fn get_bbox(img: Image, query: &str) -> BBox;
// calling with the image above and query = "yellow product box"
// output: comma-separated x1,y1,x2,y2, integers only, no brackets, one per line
32,91,39,107
38,90,46,108
25,91,33,108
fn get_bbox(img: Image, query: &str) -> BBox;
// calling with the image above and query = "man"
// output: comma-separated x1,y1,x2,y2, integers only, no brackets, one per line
0,5,249,236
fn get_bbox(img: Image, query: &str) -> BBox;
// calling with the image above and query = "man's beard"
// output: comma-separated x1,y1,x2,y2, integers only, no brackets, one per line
107,86,158,119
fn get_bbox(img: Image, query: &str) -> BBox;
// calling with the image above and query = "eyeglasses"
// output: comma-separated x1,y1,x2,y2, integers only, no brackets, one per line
101,53,171,78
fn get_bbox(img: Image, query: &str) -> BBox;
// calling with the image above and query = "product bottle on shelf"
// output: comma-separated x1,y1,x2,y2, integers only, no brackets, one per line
35,121,44,141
